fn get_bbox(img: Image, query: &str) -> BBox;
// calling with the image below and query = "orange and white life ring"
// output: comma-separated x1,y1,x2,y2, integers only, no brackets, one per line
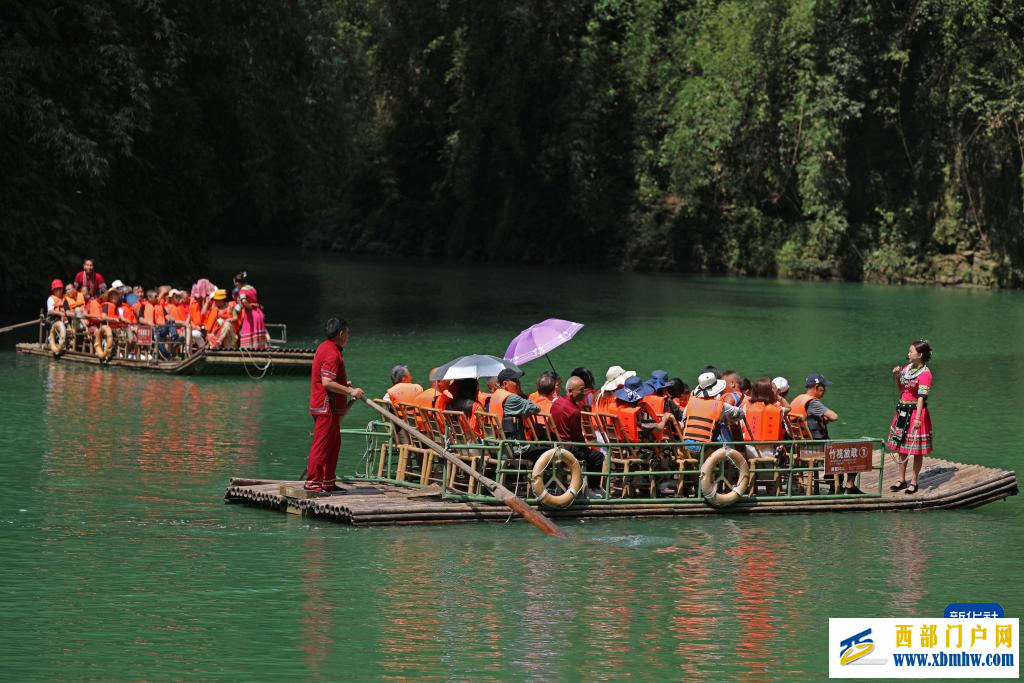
699,447,750,508
94,324,114,360
530,447,583,509
48,320,67,355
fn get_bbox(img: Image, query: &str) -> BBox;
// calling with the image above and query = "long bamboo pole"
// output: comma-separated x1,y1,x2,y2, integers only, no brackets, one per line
360,397,565,537
0,318,41,334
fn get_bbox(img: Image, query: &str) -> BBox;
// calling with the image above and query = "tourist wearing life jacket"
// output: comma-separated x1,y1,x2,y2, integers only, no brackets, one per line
527,371,559,413
477,376,497,410
642,370,686,424
609,376,663,443
488,368,540,441
383,364,424,405
447,378,484,436
720,370,744,406
45,279,65,321
745,377,787,455
412,371,453,412
682,372,745,452
550,376,605,498
62,282,85,311
596,365,635,417
666,377,690,412
771,376,791,408
790,373,858,493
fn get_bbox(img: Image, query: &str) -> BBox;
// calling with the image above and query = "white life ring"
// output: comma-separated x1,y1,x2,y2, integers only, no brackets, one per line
530,447,583,509
94,324,114,360
699,447,751,508
48,320,67,355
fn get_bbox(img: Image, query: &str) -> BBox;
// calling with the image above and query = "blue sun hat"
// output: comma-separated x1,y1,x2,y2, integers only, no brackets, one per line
615,375,655,403
645,369,670,392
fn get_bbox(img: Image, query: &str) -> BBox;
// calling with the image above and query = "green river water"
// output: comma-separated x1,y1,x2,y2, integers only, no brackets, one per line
1,248,1021,681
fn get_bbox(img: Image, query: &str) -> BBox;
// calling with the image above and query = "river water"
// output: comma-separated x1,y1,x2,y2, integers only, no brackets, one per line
1,248,1021,681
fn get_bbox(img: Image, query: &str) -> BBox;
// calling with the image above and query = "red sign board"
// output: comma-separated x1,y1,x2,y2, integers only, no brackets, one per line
135,326,153,346
824,441,873,474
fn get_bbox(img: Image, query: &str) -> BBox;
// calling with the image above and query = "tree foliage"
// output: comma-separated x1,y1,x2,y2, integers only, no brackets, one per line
3,0,1022,310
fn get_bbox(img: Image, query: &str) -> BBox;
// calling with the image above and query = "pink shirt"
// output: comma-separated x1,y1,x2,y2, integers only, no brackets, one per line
898,365,932,402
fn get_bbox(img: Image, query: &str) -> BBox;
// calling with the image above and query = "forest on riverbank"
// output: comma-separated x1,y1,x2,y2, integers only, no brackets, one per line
2,0,1022,310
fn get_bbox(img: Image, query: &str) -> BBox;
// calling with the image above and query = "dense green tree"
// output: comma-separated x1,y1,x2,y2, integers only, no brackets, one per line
2,0,1022,311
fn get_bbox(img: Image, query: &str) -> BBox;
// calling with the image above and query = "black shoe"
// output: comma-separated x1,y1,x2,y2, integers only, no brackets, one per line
889,480,908,492
905,484,919,495
845,485,864,495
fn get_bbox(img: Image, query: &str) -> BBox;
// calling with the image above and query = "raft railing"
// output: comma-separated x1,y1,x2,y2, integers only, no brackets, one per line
346,420,887,505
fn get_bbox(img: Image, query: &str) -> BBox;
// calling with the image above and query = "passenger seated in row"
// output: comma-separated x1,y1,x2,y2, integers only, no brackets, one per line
772,376,790,408
642,370,685,424
790,373,859,493
488,368,541,440
682,372,745,452
608,376,674,442
383,365,423,404
413,370,453,411
745,377,787,455
550,376,605,497
527,371,560,412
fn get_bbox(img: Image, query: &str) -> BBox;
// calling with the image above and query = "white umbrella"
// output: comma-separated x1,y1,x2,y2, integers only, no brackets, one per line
430,354,522,381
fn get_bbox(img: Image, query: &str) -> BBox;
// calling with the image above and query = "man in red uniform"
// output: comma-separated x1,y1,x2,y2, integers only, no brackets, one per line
73,258,106,297
305,318,365,492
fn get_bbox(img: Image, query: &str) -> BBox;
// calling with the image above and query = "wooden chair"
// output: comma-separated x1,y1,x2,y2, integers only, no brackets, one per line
524,412,558,442
395,445,436,486
597,412,649,498
442,410,485,494
474,410,503,440
785,414,825,495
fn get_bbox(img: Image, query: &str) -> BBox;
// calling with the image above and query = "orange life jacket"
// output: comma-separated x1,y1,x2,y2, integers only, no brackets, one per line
139,302,165,326
489,388,513,426
203,307,219,333
595,391,616,416
119,304,137,324
85,298,102,320
529,393,553,413
387,383,424,405
47,295,63,313
412,387,451,411
745,401,784,441
683,397,724,443
477,391,492,408
672,395,689,411
166,302,188,323
101,301,118,322
610,400,652,443
788,393,814,418
64,293,84,310
189,301,204,327
641,394,667,419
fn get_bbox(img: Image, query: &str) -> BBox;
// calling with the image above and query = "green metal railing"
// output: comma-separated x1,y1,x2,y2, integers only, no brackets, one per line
344,422,886,505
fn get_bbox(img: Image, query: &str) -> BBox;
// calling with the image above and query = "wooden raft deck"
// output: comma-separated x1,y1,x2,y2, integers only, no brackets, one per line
16,343,314,375
224,455,1018,527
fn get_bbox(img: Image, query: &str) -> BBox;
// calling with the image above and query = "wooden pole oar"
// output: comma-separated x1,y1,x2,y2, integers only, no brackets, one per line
360,396,565,538
0,318,41,334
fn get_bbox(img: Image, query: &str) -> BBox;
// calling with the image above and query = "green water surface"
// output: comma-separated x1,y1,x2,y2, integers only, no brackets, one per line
1,249,1020,681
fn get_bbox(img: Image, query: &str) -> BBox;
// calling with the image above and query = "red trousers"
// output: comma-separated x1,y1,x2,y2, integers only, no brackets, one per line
306,412,342,485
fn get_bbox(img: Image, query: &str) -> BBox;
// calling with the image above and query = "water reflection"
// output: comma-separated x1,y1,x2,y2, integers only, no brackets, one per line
41,362,262,485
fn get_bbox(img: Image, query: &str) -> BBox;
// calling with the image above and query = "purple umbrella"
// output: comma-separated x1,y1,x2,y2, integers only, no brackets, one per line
503,318,584,373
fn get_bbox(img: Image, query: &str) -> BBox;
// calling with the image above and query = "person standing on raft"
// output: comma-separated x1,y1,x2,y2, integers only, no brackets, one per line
888,340,933,495
305,318,365,492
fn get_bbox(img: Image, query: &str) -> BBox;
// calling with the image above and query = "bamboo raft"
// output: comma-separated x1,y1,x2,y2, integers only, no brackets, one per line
15,342,315,375
225,453,1018,527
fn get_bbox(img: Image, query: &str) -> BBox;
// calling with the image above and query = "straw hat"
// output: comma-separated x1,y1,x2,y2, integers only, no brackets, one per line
601,365,637,392
694,371,727,399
